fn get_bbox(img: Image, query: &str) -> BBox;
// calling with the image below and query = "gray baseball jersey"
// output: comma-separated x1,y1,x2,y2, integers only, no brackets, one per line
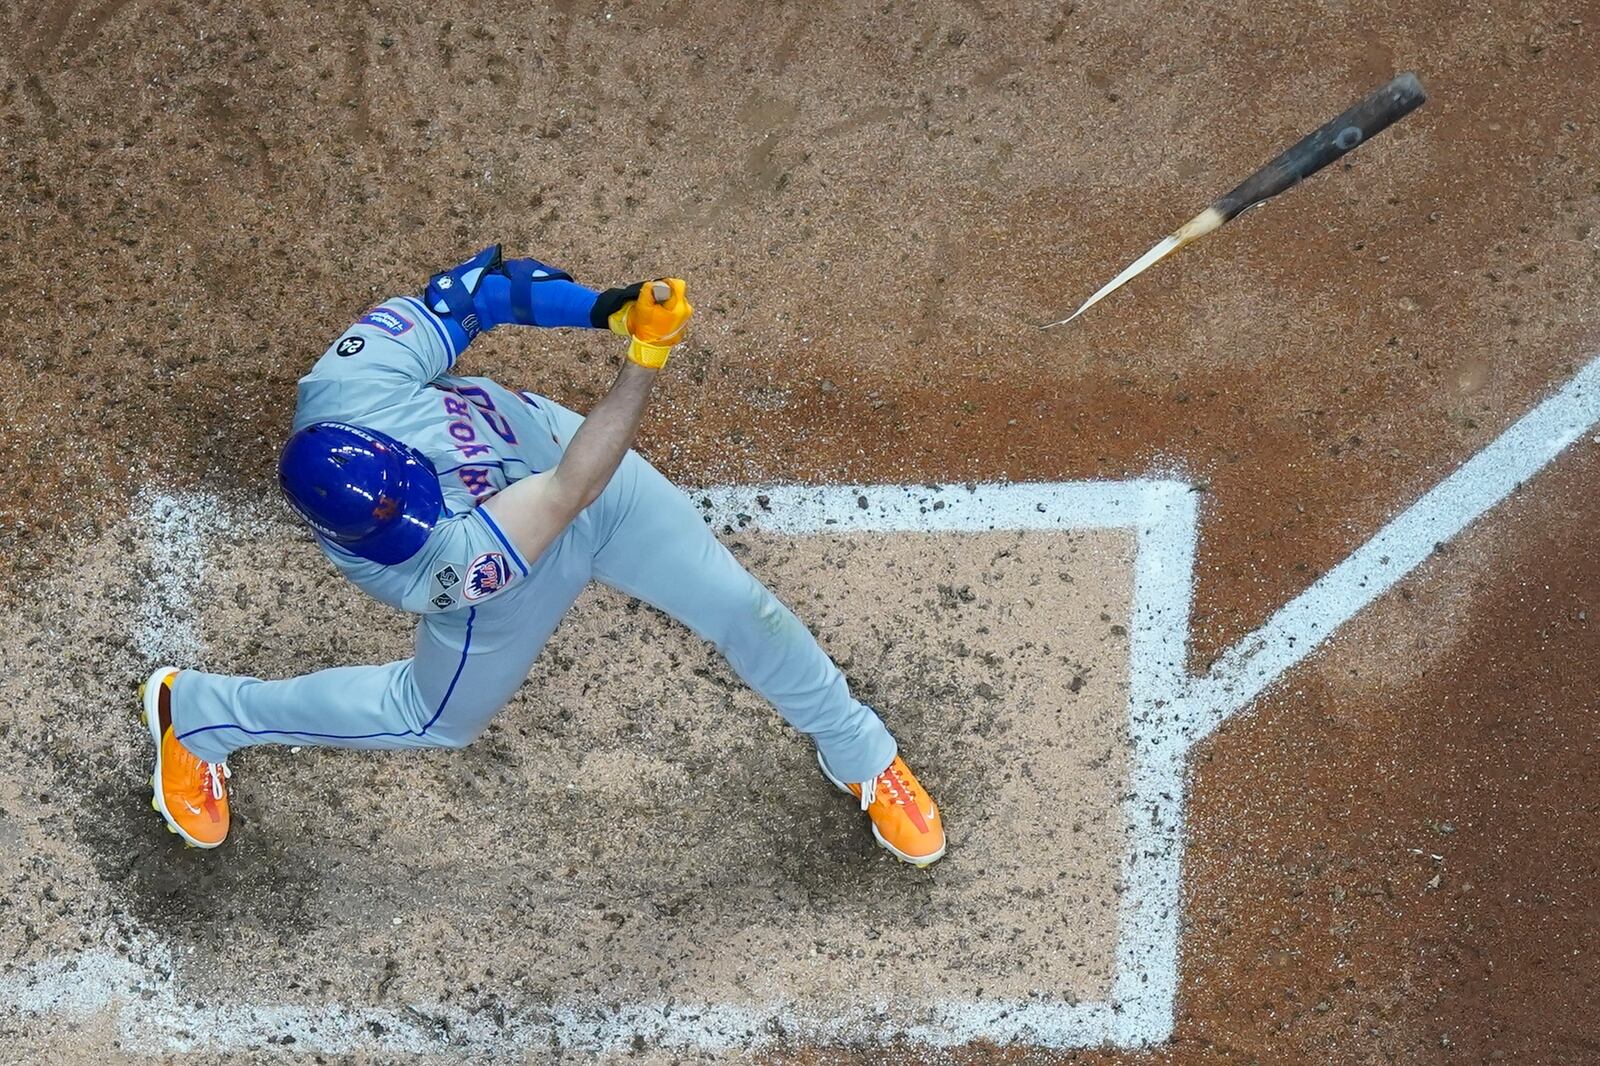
168,295,898,785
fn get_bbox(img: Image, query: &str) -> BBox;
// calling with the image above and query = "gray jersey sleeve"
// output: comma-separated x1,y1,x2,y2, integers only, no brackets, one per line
324,506,531,615
296,296,464,408
293,297,462,427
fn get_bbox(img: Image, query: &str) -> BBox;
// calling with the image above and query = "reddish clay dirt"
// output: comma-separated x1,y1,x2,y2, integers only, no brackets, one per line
3,0,1599,1062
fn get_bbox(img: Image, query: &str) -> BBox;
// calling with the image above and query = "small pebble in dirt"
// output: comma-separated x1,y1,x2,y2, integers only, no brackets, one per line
857,495,868,509
756,494,771,511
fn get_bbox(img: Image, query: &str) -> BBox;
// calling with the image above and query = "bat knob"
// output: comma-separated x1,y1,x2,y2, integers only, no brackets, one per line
650,281,672,303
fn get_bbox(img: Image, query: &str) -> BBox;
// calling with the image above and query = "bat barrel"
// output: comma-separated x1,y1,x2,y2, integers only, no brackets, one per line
1212,72,1427,222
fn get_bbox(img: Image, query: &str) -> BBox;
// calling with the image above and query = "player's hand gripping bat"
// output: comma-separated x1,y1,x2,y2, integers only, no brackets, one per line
1041,71,1427,329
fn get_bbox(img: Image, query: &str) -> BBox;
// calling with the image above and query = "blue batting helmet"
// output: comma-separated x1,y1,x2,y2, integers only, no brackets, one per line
278,422,443,564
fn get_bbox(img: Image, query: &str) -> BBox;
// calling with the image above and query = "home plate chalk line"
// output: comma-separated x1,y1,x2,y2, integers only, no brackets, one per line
6,352,1599,1056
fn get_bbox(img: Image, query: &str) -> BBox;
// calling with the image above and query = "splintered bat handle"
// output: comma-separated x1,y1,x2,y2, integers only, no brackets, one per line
1212,72,1427,222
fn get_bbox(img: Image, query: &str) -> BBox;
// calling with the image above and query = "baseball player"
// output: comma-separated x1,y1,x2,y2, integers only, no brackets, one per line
139,247,945,867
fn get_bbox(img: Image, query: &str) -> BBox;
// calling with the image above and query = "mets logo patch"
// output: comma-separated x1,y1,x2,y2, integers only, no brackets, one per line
358,306,415,337
463,552,511,601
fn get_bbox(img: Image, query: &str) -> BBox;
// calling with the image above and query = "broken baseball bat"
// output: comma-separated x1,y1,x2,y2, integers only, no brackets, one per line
1041,71,1427,329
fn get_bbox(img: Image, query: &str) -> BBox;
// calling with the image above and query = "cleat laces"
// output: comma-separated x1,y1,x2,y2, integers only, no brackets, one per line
182,755,230,806
205,762,232,800
860,764,914,813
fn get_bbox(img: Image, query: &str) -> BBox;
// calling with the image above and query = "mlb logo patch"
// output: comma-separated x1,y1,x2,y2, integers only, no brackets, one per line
359,306,415,337
463,552,511,601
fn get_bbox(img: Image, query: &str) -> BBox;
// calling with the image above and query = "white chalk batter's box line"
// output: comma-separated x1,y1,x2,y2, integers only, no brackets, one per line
8,352,1600,1055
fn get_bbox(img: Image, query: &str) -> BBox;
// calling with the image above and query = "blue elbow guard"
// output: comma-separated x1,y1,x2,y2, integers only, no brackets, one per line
495,262,597,329
424,245,595,349
424,245,510,348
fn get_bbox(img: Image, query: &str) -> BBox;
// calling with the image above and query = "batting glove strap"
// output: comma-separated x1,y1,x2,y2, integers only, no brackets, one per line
626,337,672,370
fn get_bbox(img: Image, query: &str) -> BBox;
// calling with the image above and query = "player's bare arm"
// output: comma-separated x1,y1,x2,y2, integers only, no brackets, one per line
484,280,691,563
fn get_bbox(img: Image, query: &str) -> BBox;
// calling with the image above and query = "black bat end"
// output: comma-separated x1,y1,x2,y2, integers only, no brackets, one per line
1383,71,1428,117
1214,71,1429,220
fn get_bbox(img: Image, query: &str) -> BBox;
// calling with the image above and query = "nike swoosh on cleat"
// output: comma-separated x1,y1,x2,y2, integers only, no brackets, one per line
182,800,202,815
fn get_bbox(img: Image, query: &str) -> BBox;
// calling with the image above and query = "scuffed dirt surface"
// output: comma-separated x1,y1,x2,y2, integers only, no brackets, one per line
3,0,1600,1062
159,521,1133,1012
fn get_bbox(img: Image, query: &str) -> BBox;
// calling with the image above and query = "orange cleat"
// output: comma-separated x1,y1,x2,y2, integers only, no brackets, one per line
819,752,946,867
140,668,231,849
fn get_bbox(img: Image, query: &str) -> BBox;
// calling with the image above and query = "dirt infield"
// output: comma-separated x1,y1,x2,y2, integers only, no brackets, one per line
3,0,1599,1062
3,495,1143,1059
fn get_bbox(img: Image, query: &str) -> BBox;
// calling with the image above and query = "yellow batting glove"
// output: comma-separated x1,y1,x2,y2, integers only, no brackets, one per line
604,303,670,367
626,279,692,369
594,278,693,369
